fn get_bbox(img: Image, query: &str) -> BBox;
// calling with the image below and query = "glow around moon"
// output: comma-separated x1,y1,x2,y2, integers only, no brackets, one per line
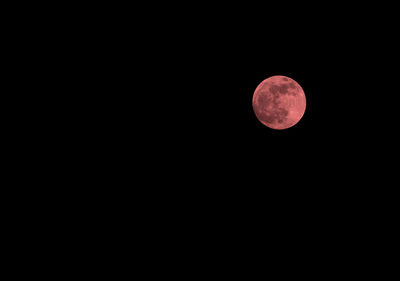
252,75,306,130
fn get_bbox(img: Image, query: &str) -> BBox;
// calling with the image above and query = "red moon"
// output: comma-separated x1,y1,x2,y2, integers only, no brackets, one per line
252,75,306,130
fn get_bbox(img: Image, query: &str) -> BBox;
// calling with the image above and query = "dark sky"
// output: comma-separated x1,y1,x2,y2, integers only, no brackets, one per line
45,2,397,206
74,3,395,170
13,4,397,264
7,3,397,269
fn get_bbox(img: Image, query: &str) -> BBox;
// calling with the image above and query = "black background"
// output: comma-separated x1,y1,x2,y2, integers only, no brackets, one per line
38,2,398,203
8,2,399,269
57,3,396,225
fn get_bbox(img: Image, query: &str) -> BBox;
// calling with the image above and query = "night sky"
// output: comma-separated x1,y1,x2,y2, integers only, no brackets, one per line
14,2,397,271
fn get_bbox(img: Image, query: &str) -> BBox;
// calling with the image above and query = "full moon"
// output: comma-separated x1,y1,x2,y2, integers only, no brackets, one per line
252,75,306,130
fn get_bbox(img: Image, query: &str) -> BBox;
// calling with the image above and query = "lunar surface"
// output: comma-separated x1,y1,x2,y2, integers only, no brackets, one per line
252,75,306,130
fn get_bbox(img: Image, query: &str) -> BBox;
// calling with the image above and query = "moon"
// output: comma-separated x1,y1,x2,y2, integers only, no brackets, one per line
252,75,306,130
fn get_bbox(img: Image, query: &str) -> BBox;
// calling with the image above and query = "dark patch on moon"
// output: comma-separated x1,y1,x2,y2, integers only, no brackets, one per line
257,91,273,107
260,110,275,124
270,83,297,97
260,83,271,92
275,107,289,122
269,85,280,95
272,97,280,106
279,84,288,94
257,102,289,125
258,91,271,102
255,79,298,126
